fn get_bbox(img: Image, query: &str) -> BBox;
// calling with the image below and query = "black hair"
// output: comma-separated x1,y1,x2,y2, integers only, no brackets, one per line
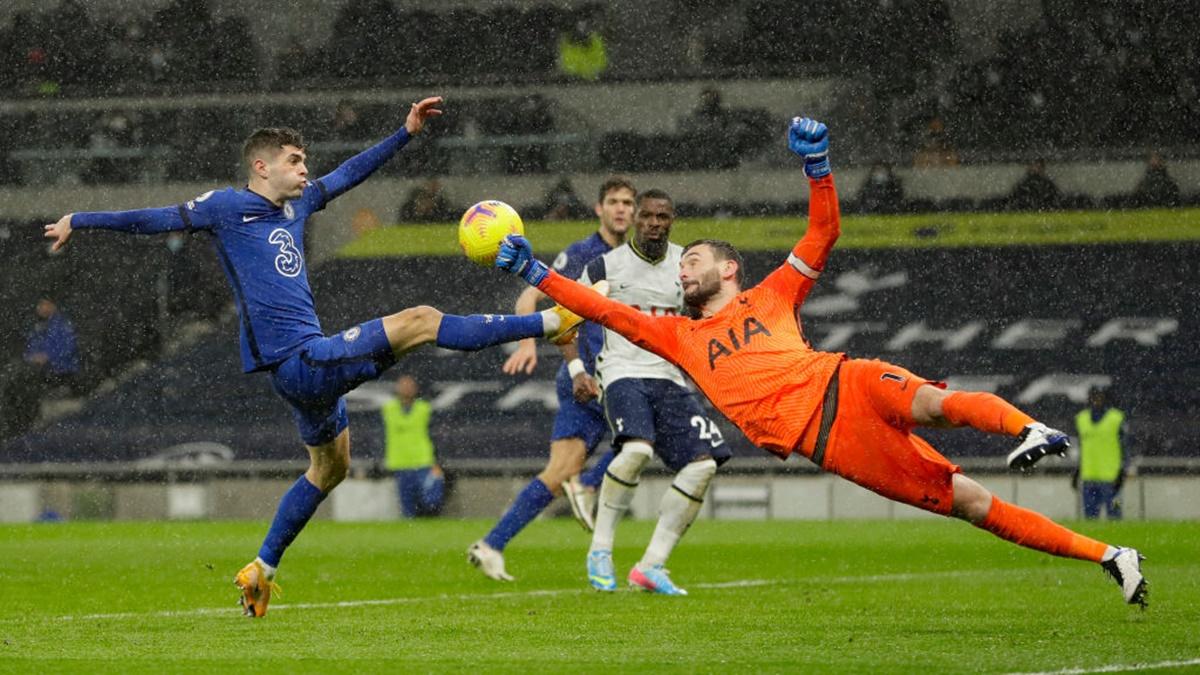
682,238,746,288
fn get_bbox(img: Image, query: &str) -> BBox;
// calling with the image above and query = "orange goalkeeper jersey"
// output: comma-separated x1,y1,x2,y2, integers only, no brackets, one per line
537,175,844,458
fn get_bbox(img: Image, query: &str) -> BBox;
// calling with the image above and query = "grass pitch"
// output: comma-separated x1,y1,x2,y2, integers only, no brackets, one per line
1,518,1197,673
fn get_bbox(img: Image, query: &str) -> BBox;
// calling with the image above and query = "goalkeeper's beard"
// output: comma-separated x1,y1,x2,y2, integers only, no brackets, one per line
683,269,721,318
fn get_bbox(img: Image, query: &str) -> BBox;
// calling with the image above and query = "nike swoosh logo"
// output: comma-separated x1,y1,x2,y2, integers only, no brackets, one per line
242,214,266,222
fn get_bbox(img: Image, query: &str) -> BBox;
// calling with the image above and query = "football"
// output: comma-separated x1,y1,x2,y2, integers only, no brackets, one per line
458,200,525,267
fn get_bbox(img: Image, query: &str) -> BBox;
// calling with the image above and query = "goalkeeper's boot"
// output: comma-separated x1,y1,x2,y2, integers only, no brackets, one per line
563,475,597,532
1006,422,1070,470
586,549,617,591
628,564,687,596
234,559,281,618
1101,547,1148,609
467,540,514,582
546,281,609,346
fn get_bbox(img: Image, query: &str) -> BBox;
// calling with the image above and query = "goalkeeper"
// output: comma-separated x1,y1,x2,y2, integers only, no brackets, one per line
496,116,1148,608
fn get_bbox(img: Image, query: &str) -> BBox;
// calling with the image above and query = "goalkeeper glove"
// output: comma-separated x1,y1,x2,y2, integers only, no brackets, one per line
496,235,549,286
788,116,831,178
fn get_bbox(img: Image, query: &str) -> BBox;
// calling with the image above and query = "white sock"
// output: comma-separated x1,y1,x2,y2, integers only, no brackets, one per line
640,459,716,569
590,441,653,553
539,309,560,335
256,557,277,580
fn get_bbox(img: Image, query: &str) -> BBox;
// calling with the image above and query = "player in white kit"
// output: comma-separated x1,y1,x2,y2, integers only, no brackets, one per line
578,188,731,596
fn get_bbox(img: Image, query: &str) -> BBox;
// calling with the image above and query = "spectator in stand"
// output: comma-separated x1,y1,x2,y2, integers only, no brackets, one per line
557,4,607,81
218,15,260,85
0,297,81,437
1007,159,1062,211
82,111,137,184
1130,152,1180,208
858,161,906,214
678,87,739,169
541,176,588,220
912,116,959,168
151,0,220,85
273,36,309,88
330,100,370,141
398,178,456,223
24,297,80,386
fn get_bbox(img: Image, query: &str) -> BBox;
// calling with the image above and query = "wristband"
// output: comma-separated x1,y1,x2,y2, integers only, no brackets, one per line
567,358,587,379
804,154,831,179
520,258,550,286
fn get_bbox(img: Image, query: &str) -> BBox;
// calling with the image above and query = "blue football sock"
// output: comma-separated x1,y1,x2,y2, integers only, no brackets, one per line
483,478,555,551
435,313,544,351
581,448,615,489
258,475,326,568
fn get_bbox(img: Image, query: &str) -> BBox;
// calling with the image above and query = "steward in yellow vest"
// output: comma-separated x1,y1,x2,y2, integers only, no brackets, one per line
1073,386,1127,520
382,376,444,517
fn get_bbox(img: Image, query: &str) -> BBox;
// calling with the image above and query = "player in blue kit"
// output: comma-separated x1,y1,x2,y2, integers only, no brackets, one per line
42,97,584,617
467,177,635,581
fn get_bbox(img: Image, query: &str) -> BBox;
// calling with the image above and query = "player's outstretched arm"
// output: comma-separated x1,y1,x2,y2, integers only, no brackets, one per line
496,235,681,361
759,116,842,305
44,204,195,252
501,285,546,375
316,96,444,204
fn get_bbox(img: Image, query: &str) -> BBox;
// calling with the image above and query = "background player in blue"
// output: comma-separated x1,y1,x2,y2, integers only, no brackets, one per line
577,188,731,595
42,97,586,617
467,177,636,582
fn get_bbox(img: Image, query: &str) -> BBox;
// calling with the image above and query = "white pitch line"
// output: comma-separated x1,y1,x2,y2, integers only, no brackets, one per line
16,568,1023,623
1007,658,1200,674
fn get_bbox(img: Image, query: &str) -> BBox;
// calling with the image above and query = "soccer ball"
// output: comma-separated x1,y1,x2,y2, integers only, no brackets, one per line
458,200,525,267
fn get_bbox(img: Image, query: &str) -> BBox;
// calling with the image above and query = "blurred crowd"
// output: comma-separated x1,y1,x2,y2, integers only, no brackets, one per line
0,0,605,96
0,0,1196,202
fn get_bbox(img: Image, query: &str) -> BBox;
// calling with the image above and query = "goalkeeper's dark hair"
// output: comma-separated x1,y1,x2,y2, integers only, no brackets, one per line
598,175,636,203
636,188,674,209
242,127,306,166
683,239,746,288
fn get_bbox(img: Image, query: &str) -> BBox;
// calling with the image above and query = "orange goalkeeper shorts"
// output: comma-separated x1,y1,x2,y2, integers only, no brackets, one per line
797,358,960,516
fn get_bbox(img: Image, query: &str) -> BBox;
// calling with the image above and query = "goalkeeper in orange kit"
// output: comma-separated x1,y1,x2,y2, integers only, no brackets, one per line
495,116,1148,608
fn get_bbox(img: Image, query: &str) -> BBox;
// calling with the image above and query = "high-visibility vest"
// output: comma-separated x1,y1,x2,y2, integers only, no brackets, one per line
381,398,435,471
558,33,608,81
1075,408,1124,482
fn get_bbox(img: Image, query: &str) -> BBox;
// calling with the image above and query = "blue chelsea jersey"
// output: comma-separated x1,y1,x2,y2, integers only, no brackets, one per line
550,232,613,372
69,126,413,374
181,184,327,372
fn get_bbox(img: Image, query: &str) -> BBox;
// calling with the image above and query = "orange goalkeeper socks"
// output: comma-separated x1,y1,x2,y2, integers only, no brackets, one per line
977,496,1108,563
941,391,1034,436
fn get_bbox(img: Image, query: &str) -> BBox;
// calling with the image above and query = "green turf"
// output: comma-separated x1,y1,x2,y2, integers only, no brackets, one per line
1,519,1197,673
337,208,1200,258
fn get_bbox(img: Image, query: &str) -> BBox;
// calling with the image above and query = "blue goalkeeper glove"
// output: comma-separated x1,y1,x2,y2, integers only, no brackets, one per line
496,235,549,286
788,116,831,178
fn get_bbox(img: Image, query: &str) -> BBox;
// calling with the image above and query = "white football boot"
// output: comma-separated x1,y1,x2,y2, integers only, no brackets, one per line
1007,422,1070,470
1101,547,1148,608
563,475,597,532
467,540,515,582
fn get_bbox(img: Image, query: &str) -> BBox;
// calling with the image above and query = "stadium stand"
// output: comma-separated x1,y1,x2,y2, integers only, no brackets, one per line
2,0,1197,173
1,0,1198,523
5,244,1196,465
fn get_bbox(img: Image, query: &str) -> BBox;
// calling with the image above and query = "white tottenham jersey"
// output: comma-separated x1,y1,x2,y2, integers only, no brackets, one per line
579,241,688,388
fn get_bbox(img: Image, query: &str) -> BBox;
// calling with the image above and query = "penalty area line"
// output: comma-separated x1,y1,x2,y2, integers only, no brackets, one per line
28,568,1018,623
1006,658,1200,674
